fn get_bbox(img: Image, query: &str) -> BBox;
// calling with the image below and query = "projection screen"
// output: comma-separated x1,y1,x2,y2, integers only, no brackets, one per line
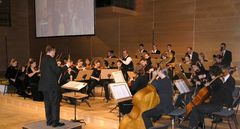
35,0,95,37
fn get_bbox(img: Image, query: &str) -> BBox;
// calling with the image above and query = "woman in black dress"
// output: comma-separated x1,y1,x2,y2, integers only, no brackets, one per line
27,60,43,101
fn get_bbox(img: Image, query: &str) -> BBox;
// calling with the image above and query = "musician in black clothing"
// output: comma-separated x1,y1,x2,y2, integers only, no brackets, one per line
86,60,110,101
186,47,199,65
138,43,148,53
144,53,152,69
151,44,161,54
27,60,43,101
220,43,232,67
120,50,134,71
38,45,65,127
130,58,152,95
189,66,226,128
107,50,117,58
142,69,174,129
5,58,25,95
221,66,235,107
116,60,128,82
72,59,85,73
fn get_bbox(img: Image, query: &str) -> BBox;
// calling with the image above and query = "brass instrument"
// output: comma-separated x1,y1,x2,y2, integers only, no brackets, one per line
159,51,174,69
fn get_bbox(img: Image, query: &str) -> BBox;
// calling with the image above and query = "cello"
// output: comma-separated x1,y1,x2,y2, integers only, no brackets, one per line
185,75,220,116
119,69,160,129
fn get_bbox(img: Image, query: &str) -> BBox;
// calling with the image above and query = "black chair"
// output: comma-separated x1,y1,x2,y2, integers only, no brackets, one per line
210,90,240,129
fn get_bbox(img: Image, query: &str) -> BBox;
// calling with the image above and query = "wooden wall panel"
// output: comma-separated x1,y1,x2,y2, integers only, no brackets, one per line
0,0,29,72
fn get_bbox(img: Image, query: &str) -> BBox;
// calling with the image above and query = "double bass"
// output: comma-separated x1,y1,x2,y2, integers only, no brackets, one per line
119,69,160,129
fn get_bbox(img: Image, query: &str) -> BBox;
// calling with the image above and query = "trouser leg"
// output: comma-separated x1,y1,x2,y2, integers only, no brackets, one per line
43,91,52,125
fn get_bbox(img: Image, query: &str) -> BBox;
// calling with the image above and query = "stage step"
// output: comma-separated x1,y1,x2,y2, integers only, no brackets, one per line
22,119,82,129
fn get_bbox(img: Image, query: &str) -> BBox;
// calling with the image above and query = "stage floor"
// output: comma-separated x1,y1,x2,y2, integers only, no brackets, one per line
0,88,239,129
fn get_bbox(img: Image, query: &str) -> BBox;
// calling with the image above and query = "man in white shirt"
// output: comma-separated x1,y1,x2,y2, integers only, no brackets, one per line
120,50,134,71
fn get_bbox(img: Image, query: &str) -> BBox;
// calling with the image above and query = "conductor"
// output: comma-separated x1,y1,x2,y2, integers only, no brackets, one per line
39,45,65,127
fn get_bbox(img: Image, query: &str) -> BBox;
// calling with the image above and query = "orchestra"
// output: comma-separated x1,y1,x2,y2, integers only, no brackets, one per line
4,43,237,129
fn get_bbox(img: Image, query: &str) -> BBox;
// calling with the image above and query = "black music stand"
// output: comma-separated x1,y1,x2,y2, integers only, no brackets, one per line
62,82,89,124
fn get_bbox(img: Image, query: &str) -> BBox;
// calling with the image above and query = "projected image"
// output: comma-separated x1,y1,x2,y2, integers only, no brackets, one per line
35,0,95,37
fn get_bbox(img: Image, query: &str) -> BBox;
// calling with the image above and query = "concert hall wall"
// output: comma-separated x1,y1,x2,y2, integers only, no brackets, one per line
1,0,240,72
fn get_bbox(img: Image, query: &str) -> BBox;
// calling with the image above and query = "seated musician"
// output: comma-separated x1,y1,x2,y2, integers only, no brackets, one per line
167,44,175,63
130,58,153,95
138,43,148,53
175,64,210,108
59,59,76,85
86,60,110,101
178,55,192,78
27,60,43,101
221,66,235,106
5,58,25,95
84,58,92,70
186,47,199,65
151,44,161,54
189,66,229,128
199,52,208,63
107,50,116,58
142,69,174,129
213,54,224,67
73,59,85,72
116,60,128,82
120,50,134,71
144,53,152,69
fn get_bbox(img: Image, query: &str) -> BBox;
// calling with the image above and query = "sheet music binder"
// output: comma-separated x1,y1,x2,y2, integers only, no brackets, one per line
174,79,190,94
62,81,87,91
109,82,132,102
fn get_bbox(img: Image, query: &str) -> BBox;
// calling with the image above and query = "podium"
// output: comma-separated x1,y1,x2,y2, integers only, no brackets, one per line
62,81,89,124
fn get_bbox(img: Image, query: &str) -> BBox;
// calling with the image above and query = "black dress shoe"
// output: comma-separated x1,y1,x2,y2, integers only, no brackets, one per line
46,123,52,126
52,122,65,127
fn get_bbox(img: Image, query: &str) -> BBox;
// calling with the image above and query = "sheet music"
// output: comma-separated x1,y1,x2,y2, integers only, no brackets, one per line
62,81,87,91
174,79,190,94
109,83,132,100
112,71,126,83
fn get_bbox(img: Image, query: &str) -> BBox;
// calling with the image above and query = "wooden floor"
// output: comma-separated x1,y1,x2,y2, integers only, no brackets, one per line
0,88,239,129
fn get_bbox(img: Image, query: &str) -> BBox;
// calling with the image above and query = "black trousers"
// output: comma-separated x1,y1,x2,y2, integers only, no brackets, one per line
87,79,110,100
189,103,222,127
142,107,164,129
42,90,61,125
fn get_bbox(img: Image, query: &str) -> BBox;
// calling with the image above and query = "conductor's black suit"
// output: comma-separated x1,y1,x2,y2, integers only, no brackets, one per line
39,55,62,125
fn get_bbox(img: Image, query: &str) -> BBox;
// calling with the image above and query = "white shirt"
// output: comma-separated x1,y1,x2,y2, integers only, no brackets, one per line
222,50,226,56
223,74,230,83
122,56,132,65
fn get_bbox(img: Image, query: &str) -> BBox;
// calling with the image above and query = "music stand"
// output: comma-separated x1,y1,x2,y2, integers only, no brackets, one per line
108,82,133,120
105,58,118,68
112,71,126,83
62,81,89,124
176,72,193,87
75,70,93,81
100,69,119,80
174,79,190,94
